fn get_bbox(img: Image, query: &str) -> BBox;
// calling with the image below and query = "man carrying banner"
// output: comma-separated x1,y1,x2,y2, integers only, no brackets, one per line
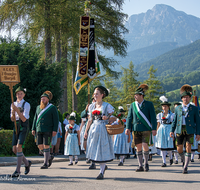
10,86,31,177
125,84,157,172
32,91,59,169
170,85,200,174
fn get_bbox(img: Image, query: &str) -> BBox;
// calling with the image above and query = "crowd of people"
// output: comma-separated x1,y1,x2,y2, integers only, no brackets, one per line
9,84,200,179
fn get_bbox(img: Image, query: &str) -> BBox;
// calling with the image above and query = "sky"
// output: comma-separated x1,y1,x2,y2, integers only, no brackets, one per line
123,0,200,18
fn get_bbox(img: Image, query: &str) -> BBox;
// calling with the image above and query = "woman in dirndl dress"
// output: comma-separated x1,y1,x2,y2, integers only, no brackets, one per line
84,86,115,180
155,96,175,167
113,106,130,166
64,112,80,165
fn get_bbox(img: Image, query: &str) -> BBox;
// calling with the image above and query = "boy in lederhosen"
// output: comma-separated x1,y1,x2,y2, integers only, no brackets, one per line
10,86,31,177
170,85,200,174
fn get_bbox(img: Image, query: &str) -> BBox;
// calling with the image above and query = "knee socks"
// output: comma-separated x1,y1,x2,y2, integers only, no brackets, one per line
100,163,106,174
168,151,173,160
69,156,73,163
43,148,50,165
75,155,78,162
16,152,23,173
184,153,191,169
179,152,185,163
137,151,143,167
191,152,195,160
161,151,166,164
120,156,125,163
143,150,149,165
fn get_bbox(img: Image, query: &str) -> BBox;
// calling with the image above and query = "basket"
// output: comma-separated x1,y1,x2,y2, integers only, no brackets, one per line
106,123,124,135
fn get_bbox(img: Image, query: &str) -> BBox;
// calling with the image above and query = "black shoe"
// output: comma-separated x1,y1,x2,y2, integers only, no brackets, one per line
10,171,20,178
48,155,54,167
75,160,78,165
96,173,104,179
161,163,167,167
144,164,149,172
86,159,91,164
133,154,137,158
126,154,130,159
191,159,194,162
40,164,48,169
135,166,144,172
89,163,96,169
198,155,200,159
182,162,185,168
183,167,188,174
24,160,32,175
68,162,73,166
118,162,123,166
175,160,178,164
170,159,173,165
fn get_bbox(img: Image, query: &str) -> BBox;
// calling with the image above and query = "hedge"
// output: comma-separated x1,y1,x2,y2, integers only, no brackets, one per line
0,130,38,156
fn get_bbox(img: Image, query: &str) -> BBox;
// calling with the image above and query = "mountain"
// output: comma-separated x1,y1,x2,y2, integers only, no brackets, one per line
134,39,200,92
125,4,200,52
113,42,178,71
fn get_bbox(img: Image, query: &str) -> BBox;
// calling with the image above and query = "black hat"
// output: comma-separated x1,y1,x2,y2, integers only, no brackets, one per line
174,102,181,106
15,86,26,94
159,96,171,106
135,84,148,96
94,86,109,97
68,112,76,120
118,106,126,112
180,84,193,98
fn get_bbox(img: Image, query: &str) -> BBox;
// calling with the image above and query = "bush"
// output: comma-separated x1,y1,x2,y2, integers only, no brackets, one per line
0,130,38,156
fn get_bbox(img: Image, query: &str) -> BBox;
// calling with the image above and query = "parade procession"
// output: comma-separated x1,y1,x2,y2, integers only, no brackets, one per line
1,0,200,189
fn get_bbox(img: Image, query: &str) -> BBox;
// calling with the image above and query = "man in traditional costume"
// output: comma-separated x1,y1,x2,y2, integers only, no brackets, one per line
126,84,157,172
10,87,31,177
170,84,200,174
32,91,59,169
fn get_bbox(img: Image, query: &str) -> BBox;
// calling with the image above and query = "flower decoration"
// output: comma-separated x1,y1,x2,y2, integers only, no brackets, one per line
162,117,166,120
84,1,91,9
92,110,101,115
122,119,126,123
69,125,73,129
113,113,124,125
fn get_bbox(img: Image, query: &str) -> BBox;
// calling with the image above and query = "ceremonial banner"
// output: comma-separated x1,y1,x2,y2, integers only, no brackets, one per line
78,16,90,77
74,18,100,95
74,44,101,94
88,18,96,79
192,90,200,110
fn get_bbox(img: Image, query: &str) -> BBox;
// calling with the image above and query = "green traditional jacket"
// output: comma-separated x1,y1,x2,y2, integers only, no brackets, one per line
32,104,59,133
126,100,157,131
170,104,200,135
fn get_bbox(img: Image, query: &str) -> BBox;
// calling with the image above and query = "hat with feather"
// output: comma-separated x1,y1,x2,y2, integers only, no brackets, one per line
15,86,26,94
135,84,149,96
41,91,53,100
118,106,126,113
68,112,76,120
180,84,193,98
159,95,171,106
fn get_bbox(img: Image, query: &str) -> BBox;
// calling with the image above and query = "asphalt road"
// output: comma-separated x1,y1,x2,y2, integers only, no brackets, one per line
0,155,200,190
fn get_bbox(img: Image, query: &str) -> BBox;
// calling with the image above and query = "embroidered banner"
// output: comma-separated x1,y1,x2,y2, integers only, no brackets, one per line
78,16,90,77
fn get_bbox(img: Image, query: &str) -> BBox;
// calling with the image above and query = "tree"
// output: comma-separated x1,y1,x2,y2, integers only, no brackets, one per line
143,65,165,113
0,38,64,129
118,61,139,109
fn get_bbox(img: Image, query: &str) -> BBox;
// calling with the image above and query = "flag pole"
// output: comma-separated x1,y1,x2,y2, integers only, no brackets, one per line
85,0,91,104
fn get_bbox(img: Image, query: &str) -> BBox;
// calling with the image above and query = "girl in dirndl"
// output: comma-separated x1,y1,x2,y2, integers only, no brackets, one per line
155,96,175,167
84,86,115,180
113,106,130,166
64,112,80,165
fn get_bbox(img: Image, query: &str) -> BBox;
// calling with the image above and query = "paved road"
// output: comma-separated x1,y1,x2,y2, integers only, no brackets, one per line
0,155,200,190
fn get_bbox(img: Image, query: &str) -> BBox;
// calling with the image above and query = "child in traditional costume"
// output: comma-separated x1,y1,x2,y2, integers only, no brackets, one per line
156,96,174,167
64,112,80,165
114,106,130,166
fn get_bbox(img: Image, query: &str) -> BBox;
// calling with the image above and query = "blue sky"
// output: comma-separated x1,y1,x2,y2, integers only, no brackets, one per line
123,0,200,18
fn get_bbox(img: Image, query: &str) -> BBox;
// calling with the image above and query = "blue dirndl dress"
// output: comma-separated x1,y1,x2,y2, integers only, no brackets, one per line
80,121,86,151
155,111,175,150
86,102,115,163
114,119,129,155
64,124,80,156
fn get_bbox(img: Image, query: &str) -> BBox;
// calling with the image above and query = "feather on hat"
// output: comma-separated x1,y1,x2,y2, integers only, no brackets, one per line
180,84,193,98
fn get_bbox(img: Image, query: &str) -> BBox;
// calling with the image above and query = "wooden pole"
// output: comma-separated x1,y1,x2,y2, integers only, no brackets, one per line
9,83,17,135
88,81,90,104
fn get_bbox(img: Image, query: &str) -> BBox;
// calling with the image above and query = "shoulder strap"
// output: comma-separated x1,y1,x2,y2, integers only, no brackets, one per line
22,101,26,110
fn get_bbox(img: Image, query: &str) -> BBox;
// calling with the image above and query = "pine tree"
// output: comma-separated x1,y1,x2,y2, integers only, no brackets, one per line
143,65,165,113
